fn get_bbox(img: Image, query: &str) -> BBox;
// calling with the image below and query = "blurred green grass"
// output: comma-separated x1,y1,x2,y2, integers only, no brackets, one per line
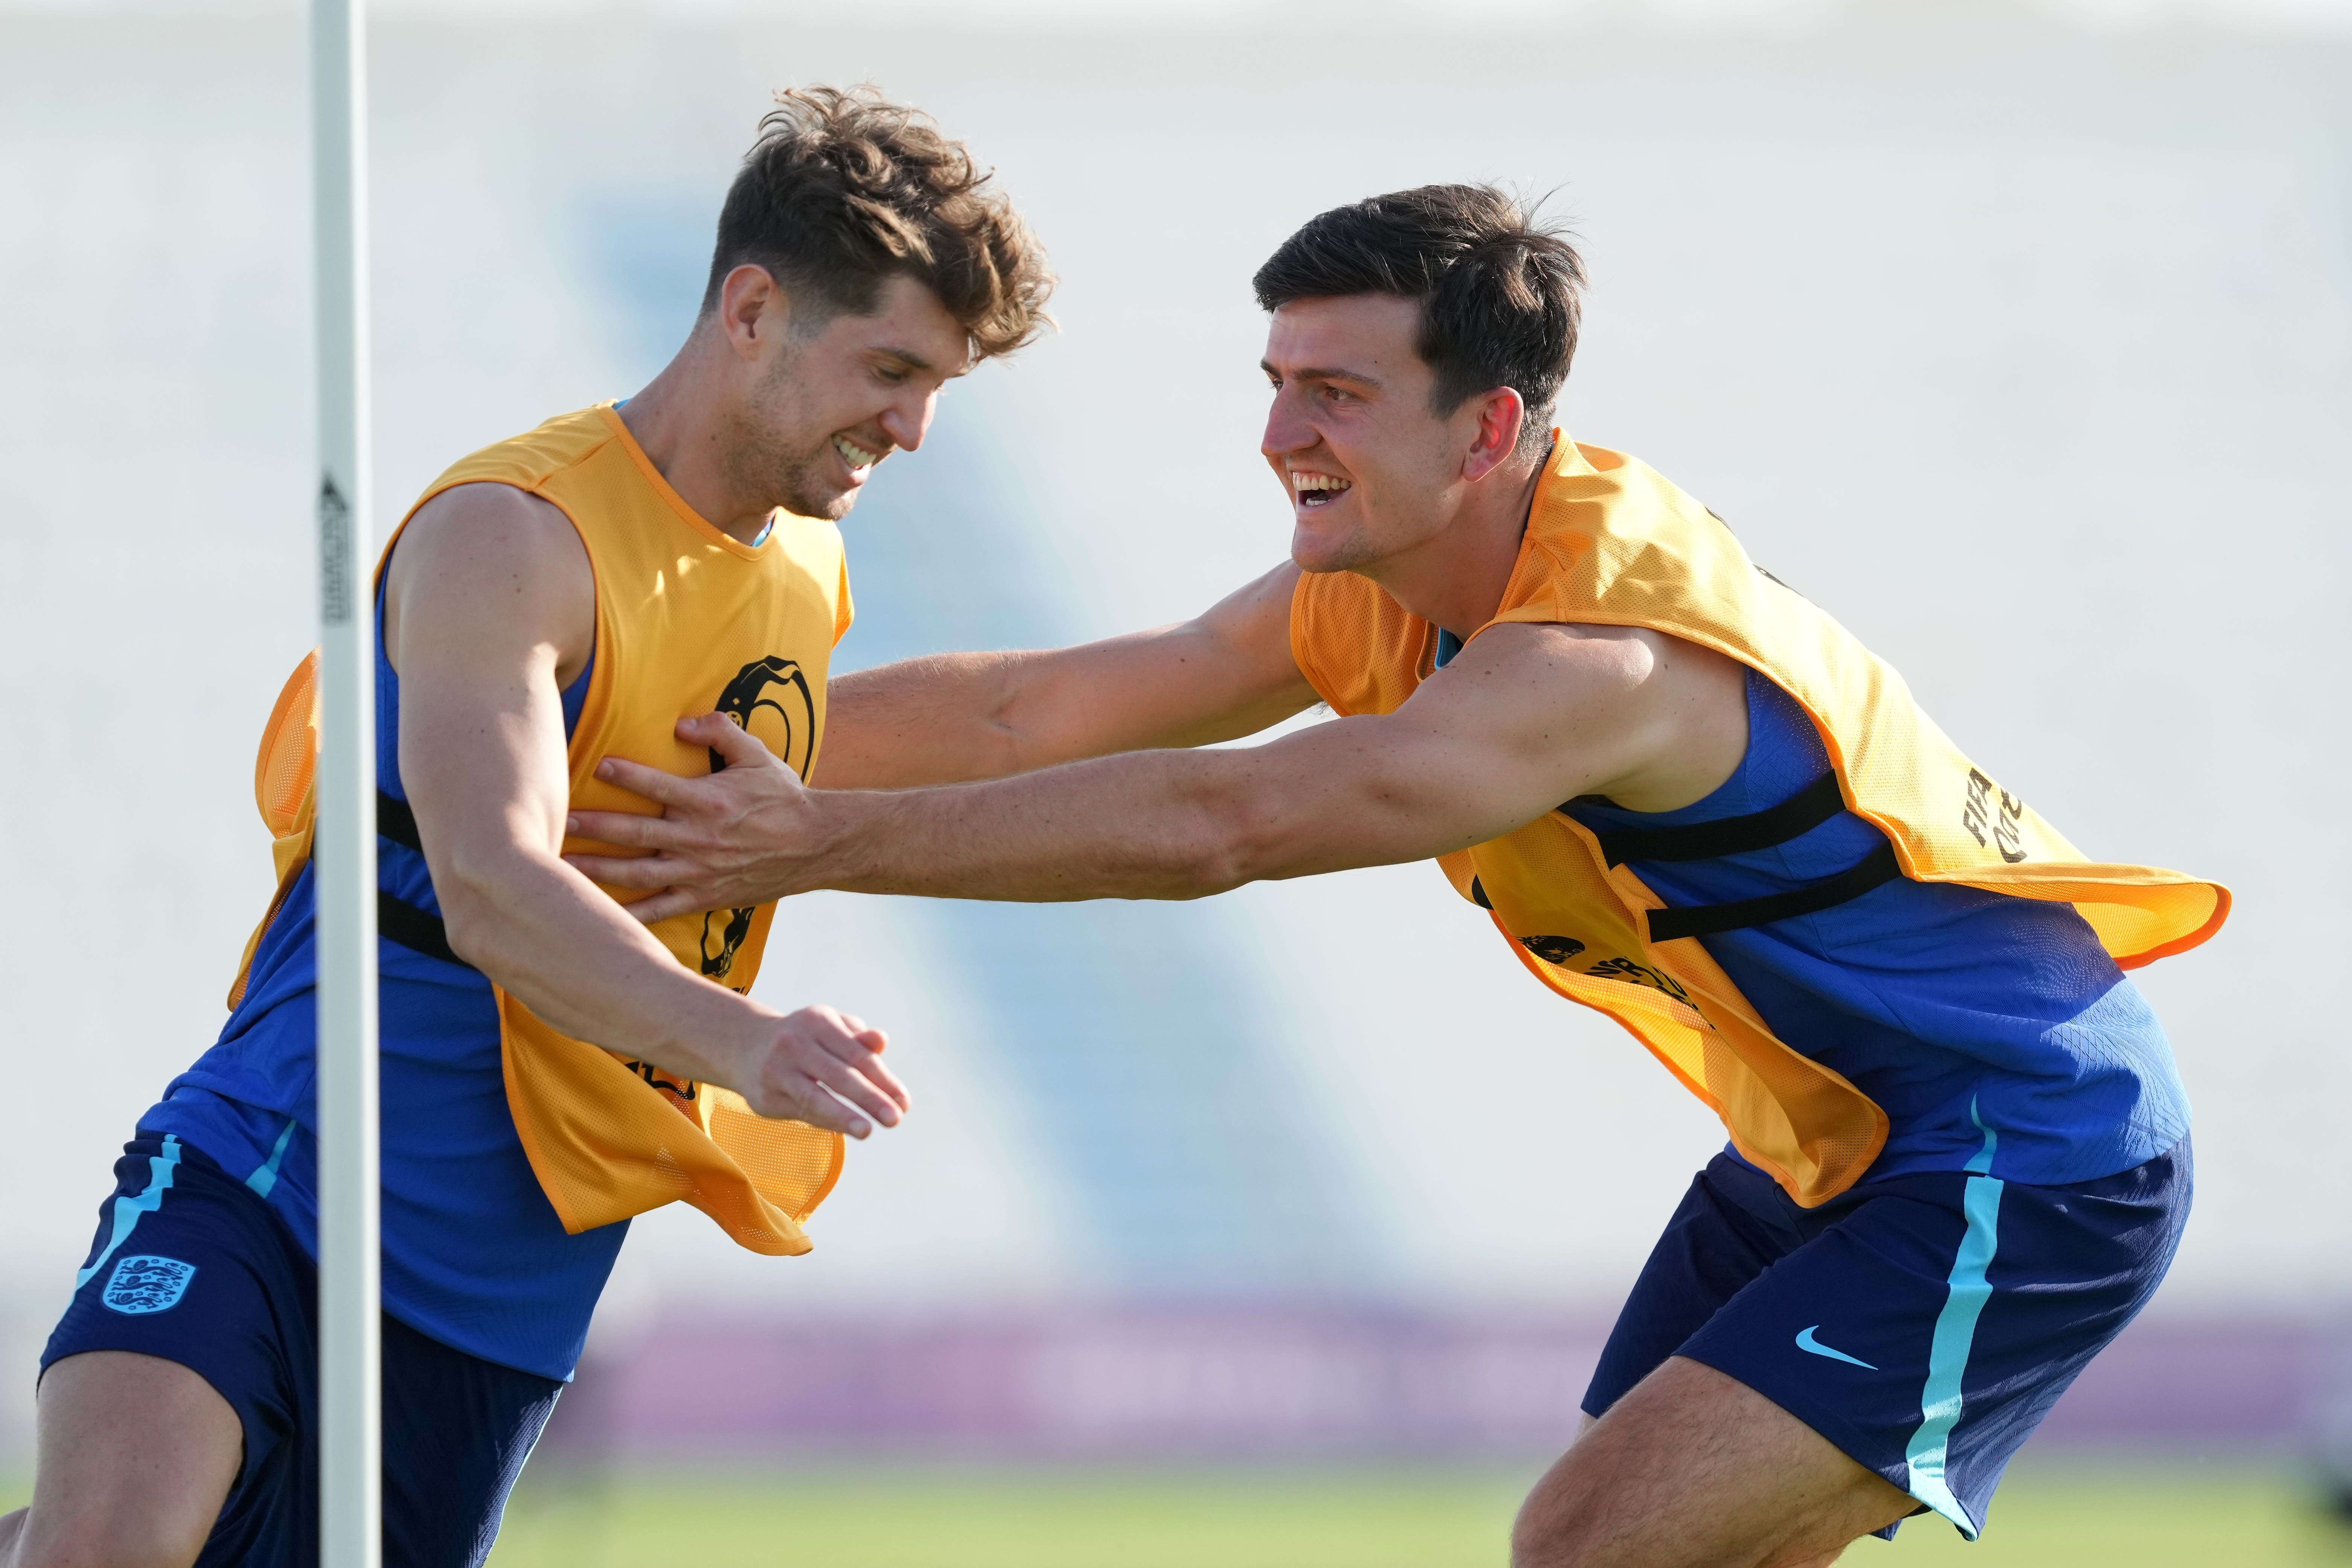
485,1458,2352,1568
9,1457,2343,1564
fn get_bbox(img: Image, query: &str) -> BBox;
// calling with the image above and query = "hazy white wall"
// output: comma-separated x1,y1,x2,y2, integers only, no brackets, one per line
3,9,2346,1433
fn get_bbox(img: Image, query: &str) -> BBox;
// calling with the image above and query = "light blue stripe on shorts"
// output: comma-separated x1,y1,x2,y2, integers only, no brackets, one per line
1904,1101,2005,1537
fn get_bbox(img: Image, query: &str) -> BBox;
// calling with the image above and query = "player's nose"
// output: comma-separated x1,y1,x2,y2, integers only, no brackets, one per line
880,391,933,454
1261,388,1316,458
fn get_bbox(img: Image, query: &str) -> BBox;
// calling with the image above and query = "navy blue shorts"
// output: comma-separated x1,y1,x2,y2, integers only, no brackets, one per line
1583,1134,2191,1540
42,1133,565,1568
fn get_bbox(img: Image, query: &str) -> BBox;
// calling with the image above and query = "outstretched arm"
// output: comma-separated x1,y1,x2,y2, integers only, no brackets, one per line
570,619,1749,916
812,562,1317,788
386,482,908,1136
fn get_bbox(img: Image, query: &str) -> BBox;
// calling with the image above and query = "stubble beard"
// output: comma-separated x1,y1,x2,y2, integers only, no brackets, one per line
1292,512,1380,577
771,440,850,522
726,358,854,523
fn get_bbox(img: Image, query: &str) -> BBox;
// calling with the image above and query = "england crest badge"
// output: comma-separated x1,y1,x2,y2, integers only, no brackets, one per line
102,1255,198,1315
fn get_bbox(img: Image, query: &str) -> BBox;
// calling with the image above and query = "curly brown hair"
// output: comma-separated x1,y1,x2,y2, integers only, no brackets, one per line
702,85,1054,360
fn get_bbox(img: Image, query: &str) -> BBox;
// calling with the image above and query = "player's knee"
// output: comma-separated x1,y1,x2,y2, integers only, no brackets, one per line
1509,1519,1600,1568
1508,1468,1614,1568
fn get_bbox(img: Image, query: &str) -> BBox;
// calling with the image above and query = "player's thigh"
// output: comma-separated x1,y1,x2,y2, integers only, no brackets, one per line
1514,1356,1910,1568
1581,1154,1801,1425
11,1350,242,1568
40,1134,323,1568
381,1314,563,1568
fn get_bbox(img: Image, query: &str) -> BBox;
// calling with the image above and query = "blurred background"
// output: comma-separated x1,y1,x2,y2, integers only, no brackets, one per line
3,0,2349,1560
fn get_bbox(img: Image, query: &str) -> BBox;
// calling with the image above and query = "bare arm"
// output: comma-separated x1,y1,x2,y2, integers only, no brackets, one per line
385,482,907,1136
812,562,1318,789
569,620,1749,914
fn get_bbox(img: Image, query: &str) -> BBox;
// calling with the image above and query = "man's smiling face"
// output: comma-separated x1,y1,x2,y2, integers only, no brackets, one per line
1260,293,1485,576
730,271,973,522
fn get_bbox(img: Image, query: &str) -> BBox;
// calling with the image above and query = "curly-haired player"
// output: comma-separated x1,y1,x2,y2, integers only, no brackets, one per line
4,88,1050,1568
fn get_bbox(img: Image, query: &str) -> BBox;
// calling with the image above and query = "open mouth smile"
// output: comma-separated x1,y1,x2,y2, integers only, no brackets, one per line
1292,471,1351,509
834,434,884,474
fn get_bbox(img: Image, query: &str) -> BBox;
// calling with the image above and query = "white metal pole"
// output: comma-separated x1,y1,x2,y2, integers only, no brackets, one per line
311,0,380,1563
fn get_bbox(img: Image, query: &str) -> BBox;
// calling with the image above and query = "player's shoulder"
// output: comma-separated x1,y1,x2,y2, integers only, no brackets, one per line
1465,619,1745,692
424,404,616,497
385,480,595,671
394,481,588,595
407,475,572,533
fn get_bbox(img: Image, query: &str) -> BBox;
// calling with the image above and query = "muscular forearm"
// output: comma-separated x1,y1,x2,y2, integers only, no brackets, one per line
819,613,1319,792
435,839,906,1135
437,843,778,1082
798,723,1481,903
815,652,1030,789
811,751,1247,901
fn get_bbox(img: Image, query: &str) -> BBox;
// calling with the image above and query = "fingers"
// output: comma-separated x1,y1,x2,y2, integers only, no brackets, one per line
612,888,706,925
768,1082,872,1140
832,1015,893,1071
588,754,703,808
563,847,684,888
802,1006,902,1103
756,1006,910,1137
805,1041,907,1126
837,1025,907,1105
678,712,782,770
564,808,676,850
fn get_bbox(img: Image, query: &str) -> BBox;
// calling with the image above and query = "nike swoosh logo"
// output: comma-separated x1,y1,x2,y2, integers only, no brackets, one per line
1795,1325,1878,1370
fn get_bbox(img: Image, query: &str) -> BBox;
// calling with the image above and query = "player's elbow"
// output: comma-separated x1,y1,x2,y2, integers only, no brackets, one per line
428,844,530,971
433,887,504,971
1174,773,1296,894
1178,751,1446,893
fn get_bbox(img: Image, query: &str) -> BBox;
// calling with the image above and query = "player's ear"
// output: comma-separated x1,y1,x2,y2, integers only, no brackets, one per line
716,264,783,360
1462,386,1525,482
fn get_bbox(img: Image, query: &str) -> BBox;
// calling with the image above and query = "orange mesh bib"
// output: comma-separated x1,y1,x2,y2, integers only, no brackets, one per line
230,404,855,1254
1290,434,2228,1206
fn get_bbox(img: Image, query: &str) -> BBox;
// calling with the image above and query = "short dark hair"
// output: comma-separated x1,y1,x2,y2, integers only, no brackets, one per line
1252,185,1585,450
702,85,1054,359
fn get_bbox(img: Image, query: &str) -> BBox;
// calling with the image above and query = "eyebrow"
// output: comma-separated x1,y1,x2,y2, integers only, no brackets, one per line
1262,360,1383,389
877,344,978,381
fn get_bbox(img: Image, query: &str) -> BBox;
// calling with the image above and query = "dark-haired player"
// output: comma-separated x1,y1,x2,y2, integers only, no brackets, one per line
573,185,2226,1566
3,88,1050,1568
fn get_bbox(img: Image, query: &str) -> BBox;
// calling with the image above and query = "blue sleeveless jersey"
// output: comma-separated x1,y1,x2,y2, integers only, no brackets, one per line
1565,667,2190,1186
144,588,623,1381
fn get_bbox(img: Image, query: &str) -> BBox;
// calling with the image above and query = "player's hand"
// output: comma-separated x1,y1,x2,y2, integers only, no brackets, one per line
565,712,826,922
733,1004,908,1138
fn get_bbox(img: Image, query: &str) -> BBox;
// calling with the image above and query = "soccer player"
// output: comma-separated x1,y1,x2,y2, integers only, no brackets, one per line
570,186,2226,1566
2,88,1050,1568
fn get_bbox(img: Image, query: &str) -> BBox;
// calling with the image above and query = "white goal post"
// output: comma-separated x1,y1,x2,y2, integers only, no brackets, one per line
310,0,381,1562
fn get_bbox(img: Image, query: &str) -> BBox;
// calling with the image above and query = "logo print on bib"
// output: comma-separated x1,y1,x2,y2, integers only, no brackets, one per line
102,1255,198,1315
698,657,817,984
1961,768,2030,864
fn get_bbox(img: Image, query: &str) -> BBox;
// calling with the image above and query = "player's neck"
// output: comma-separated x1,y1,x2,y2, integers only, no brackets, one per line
1363,455,1546,640
614,350,774,547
